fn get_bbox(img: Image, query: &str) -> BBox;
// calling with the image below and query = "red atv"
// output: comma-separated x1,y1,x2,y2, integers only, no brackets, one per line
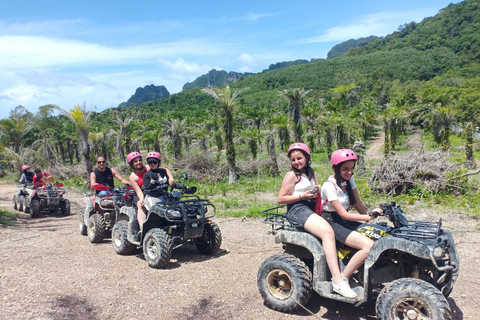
79,184,135,243
23,182,70,218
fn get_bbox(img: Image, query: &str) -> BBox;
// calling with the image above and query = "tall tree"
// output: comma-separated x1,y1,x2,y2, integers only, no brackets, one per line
163,118,185,159
201,85,248,184
280,88,312,142
113,111,135,163
56,104,93,188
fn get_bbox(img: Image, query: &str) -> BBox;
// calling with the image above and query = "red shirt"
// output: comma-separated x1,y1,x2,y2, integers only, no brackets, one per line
136,168,147,189
33,172,49,183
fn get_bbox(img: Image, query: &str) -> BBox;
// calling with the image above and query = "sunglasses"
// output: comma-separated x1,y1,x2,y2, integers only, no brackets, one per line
97,161,105,164
147,160,159,165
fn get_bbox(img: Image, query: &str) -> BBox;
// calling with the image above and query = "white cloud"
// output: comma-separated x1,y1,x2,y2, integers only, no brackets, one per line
0,35,232,69
156,57,212,74
235,53,261,72
298,9,439,43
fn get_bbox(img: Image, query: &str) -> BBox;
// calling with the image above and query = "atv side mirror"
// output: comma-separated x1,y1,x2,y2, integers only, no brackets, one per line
184,173,188,180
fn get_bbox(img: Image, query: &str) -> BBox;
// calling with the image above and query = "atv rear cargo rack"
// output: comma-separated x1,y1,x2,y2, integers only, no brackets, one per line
262,205,301,232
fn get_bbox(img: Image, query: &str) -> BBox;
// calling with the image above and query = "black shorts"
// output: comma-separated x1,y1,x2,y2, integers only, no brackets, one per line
286,200,315,227
321,211,361,243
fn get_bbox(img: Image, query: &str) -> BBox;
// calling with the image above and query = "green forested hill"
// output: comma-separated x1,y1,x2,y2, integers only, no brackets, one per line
132,0,479,117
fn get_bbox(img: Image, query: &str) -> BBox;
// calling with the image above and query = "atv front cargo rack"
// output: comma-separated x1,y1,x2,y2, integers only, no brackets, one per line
392,218,442,239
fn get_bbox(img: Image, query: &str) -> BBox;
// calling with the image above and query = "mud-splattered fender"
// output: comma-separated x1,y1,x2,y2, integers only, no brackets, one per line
275,230,328,281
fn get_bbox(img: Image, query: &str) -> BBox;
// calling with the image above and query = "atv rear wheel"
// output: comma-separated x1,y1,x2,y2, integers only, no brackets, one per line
18,195,24,211
376,278,452,320
257,253,312,312
112,221,136,255
12,195,18,211
195,221,222,255
143,228,173,269
87,213,106,243
31,199,41,218
79,212,87,236
60,199,71,216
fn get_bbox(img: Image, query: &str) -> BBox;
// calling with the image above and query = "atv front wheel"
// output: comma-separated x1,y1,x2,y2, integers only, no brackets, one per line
112,221,136,255
12,195,18,211
143,228,173,269
257,253,312,312
31,199,41,218
60,199,71,216
18,195,24,211
79,212,87,236
376,278,452,320
87,213,106,243
23,197,30,213
195,221,222,255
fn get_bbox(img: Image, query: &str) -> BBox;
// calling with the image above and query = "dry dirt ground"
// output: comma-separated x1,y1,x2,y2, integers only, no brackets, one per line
1,183,480,320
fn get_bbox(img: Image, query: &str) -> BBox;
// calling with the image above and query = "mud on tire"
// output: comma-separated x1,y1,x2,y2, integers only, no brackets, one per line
87,213,106,243
12,195,18,211
257,253,313,312
195,221,222,255
79,212,87,236
112,221,136,255
31,199,41,218
143,228,173,269
60,199,71,216
22,197,30,213
376,278,452,320
18,195,24,212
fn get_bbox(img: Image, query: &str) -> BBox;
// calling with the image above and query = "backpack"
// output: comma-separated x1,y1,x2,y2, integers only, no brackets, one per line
314,180,337,215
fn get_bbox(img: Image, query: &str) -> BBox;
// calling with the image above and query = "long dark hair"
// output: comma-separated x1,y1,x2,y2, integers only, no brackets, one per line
333,163,356,206
290,150,315,181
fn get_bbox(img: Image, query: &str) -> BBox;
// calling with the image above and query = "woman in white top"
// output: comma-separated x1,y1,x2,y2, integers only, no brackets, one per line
277,142,357,299
321,149,382,285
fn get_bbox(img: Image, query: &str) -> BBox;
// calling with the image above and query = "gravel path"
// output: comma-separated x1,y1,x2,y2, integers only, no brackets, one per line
1,183,479,319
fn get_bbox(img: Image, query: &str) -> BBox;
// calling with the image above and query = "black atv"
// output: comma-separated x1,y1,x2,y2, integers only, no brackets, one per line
257,202,459,320
18,182,71,218
111,177,222,269
79,184,135,243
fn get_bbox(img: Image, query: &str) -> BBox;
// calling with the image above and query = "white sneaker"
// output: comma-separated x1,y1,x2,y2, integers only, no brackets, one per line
332,279,357,299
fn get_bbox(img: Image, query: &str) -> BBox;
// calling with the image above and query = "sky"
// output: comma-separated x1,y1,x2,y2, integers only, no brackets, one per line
0,0,461,120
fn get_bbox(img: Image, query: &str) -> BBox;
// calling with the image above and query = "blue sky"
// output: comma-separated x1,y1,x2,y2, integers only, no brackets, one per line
0,0,460,120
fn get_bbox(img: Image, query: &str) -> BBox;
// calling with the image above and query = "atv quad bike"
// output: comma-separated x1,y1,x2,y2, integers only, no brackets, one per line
21,182,70,218
111,176,222,269
12,182,33,213
79,184,135,243
257,202,459,320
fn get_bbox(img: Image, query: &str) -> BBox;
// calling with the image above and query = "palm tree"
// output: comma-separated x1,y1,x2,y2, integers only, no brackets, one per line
163,118,185,159
431,106,458,151
465,122,475,168
280,88,312,142
113,111,135,162
56,103,93,188
0,118,34,153
201,85,248,184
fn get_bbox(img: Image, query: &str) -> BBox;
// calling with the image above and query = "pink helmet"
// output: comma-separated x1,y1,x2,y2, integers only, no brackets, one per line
127,151,142,164
287,142,311,157
146,151,161,161
22,165,30,171
331,149,358,166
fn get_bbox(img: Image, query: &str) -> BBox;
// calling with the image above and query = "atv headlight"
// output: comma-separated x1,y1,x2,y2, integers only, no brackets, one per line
433,246,446,259
167,209,182,219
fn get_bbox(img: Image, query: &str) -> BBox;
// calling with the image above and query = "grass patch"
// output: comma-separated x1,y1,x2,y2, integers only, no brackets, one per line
0,208,17,226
